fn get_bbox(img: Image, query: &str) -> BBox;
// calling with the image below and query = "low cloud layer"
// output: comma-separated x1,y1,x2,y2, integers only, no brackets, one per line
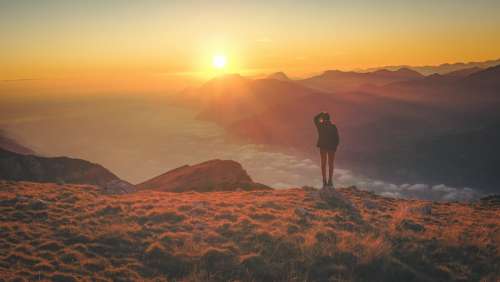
228,146,482,202
332,169,481,202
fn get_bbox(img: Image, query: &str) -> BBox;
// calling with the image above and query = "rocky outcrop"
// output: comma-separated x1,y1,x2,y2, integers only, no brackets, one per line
137,159,271,192
0,148,134,194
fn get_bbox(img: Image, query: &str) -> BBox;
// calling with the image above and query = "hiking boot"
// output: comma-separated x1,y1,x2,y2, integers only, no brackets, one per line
327,179,334,188
322,180,328,189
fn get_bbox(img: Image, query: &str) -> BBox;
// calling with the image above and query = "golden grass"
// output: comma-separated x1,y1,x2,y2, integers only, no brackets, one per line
0,181,499,281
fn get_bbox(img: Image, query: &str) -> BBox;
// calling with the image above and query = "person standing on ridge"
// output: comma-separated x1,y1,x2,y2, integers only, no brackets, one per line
314,112,340,188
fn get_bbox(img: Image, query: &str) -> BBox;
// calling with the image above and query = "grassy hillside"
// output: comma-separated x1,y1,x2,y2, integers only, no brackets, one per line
0,181,498,281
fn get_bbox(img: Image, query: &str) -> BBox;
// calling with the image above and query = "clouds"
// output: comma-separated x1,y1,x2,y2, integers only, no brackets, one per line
327,169,480,202
224,146,482,202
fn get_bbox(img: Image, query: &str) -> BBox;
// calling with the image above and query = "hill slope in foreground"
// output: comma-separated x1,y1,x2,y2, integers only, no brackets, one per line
1,181,499,281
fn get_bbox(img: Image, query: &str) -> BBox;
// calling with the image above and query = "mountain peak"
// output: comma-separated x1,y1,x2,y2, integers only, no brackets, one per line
397,67,423,75
267,71,290,81
372,68,422,78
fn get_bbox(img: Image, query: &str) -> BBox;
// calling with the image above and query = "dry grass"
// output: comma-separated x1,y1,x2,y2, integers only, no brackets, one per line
0,181,499,281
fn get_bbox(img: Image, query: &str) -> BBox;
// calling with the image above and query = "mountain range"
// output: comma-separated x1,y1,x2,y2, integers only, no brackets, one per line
299,68,423,92
363,58,500,75
267,71,290,81
180,62,500,193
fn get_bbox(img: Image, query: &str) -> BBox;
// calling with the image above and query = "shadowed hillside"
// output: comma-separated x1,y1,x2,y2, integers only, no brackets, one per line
0,181,498,281
0,131,35,155
0,149,135,194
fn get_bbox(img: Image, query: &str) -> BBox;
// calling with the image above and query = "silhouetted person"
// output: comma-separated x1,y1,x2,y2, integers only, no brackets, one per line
314,112,340,188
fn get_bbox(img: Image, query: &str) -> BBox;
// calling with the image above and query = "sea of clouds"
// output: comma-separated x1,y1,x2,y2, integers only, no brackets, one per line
220,144,481,202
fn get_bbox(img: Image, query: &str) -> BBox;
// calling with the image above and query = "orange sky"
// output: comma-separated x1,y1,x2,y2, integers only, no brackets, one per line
1,0,500,86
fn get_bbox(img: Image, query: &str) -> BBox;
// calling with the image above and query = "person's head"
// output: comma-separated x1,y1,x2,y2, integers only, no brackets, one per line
322,112,331,123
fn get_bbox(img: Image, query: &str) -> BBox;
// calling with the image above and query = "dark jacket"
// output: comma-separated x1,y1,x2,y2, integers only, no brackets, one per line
314,113,340,150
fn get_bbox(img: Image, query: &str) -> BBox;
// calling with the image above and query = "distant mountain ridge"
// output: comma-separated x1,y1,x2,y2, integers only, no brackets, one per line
267,71,290,81
381,64,500,102
363,58,500,75
183,74,316,126
298,68,423,92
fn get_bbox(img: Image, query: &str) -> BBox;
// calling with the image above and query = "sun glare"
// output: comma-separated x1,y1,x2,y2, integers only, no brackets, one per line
212,54,227,69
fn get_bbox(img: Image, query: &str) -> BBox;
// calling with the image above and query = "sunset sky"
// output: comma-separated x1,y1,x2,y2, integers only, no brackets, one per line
1,0,500,83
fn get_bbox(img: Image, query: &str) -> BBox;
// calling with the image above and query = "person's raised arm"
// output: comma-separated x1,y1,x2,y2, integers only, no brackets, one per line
313,112,323,128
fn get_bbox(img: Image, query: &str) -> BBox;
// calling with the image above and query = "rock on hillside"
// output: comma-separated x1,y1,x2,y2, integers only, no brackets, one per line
0,148,134,194
137,159,271,192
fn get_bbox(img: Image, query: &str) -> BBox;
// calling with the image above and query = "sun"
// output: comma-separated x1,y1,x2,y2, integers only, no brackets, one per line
212,54,227,69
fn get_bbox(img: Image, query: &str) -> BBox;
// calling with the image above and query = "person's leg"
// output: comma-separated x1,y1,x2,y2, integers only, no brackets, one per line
327,150,335,185
320,149,327,186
